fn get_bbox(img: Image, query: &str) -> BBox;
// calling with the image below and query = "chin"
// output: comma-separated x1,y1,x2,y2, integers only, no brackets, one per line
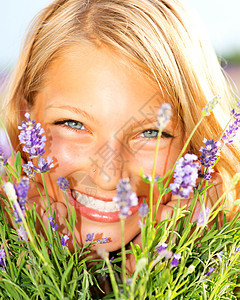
72,214,141,253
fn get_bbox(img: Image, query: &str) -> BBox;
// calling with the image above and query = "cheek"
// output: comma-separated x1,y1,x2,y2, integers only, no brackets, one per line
45,134,91,171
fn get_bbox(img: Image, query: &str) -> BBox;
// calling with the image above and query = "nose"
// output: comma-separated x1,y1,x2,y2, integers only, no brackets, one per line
88,140,128,190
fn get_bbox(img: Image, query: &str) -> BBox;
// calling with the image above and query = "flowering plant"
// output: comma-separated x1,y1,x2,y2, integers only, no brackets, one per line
0,97,240,299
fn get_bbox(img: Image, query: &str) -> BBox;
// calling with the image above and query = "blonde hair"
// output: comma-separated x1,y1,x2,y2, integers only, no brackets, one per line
3,0,240,215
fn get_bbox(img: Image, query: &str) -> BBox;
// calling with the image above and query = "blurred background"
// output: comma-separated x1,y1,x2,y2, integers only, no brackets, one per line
0,0,240,105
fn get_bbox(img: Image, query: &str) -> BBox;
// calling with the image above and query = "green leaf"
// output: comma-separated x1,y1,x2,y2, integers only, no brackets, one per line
61,256,74,293
15,151,22,178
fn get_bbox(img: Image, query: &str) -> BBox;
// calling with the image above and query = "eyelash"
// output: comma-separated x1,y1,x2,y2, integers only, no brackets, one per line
53,119,174,139
53,119,87,132
139,129,173,139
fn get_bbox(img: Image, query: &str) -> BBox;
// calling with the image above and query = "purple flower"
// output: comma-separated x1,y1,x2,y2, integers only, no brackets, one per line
0,128,12,159
15,177,30,210
139,203,149,217
197,207,210,226
113,178,138,218
22,161,35,178
30,156,54,173
143,174,159,183
169,154,199,199
222,103,240,144
61,235,69,247
4,180,29,223
57,176,70,191
200,139,220,168
206,266,215,276
85,233,94,242
0,248,6,270
157,103,172,130
157,242,168,253
18,113,46,158
17,226,28,241
157,249,173,260
170,253,181,267
48,216,59,231
0,150,7,167
202,95,220,116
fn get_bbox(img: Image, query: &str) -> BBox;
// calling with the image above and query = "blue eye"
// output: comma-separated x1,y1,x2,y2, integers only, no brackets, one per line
54,119,87,131
64,120,84,130
138,129,173,139
140,129,159,138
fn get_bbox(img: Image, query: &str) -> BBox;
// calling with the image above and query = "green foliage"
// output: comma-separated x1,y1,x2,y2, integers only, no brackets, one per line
0,99,240,299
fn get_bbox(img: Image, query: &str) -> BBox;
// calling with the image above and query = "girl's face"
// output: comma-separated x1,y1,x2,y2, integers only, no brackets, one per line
31,44,185,251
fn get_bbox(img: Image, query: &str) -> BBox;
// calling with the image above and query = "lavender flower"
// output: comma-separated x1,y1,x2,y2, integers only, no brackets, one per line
3,182,25,223
202,95,221,116
169,154,199,199
85,233,94,242
157,103,172,130
222,103,240,144
157,242,168,253
170,253,181,267
139,203,149,217
17,226,28,241
48,216,59,231
30,156,54,173
0,249,6,270
143,174,159,183
206,266,215,277
61,235,69,247
15,177,30,210
200,139,221,168
22,161,35,178
0,128,11,159
113,178,138,218
18,113,46,158
197,207,210,226
57,176,70,191
157,249,173,260
0,150,7,167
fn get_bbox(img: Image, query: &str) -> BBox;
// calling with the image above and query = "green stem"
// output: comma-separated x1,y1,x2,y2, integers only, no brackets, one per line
63,191,78,263
149,129,162,225
13,199,63,298
121,217,127,294
105,257,119,299
41,173,52,216
32,178,49,217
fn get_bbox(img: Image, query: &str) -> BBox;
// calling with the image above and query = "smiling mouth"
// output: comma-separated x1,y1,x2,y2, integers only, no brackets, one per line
71,189,119,213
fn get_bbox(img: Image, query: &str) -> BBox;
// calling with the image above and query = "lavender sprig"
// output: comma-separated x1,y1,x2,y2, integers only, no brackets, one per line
57,177,70,191
222,102,240,144
157,103,172,130
18,113,46,159
0,249,6,271
169,154,199,199
202,95,221,117
113,178,138,218
0,150,7,167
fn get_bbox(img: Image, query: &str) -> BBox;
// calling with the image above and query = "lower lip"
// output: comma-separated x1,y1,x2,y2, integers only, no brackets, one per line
67,190,143,223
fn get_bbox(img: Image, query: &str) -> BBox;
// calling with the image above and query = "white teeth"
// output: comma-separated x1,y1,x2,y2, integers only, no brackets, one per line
71,190,119,212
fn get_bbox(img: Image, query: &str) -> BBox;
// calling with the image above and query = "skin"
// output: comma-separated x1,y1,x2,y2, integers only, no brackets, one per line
26,43,189,253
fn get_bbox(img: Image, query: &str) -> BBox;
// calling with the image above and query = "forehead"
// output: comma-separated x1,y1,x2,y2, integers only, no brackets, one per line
34,44,180,124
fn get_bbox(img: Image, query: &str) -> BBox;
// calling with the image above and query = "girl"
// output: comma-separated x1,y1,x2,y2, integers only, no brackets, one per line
1,0,239,263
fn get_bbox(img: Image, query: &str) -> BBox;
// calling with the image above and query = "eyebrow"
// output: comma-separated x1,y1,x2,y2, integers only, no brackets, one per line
46,104,167,129
46,105,98,124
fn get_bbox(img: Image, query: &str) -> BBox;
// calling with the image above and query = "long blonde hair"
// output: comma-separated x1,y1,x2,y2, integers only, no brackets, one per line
3,0,240,215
